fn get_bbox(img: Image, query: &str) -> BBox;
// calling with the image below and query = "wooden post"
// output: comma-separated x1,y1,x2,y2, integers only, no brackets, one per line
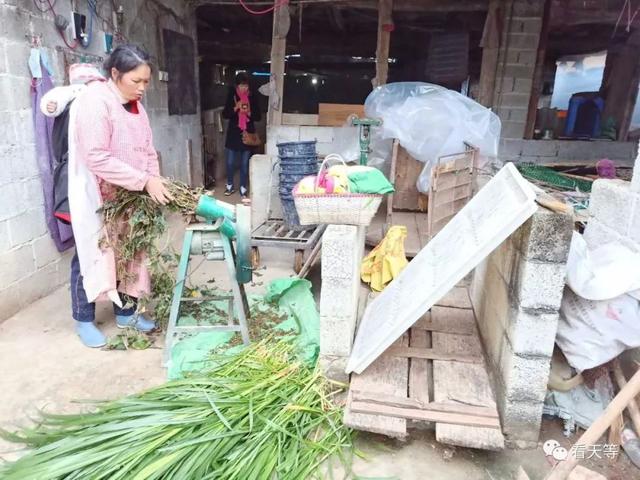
478,0,501,107
374,0,393,87
545,365,640,480
268,2,289,126
524,0,551,139
600,30,640,141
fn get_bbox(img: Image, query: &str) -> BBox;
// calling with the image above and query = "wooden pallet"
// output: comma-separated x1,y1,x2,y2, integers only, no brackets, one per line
344,287,505,450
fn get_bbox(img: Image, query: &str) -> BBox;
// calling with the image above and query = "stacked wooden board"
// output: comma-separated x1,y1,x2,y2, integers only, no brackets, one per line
344,286,505,450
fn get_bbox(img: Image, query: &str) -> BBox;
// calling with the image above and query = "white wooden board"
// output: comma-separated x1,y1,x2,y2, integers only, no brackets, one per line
346,163,537,374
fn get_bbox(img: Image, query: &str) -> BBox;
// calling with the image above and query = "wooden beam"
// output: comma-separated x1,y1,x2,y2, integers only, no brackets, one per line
374,0,393,87
349,401,501,429
268,2,289,126
546,365,640,480
478,0,501,107
600,30,640,141
351,391,499,418
524,0,551,139
386,346,483,364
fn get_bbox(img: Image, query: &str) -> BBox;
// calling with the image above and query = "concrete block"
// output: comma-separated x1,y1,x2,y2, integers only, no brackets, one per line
320,276,360,319
267,125,301,147
517,50,537,66
499,398,545,445
502,64,535,80
495,76,516,94
8,208,47,247
470,257,488,317
499,338,551,403
500,92,531,109
6,144,38,181
588,179,635,237
0,182,25,221
0,281,22,322
583,218,640,253
299,126,335,144
489,237,519,288
22,176,45,207
320,311,357,357
499,139,524,158
514,258,566,311
512,1,545,17
519,17,543,34
0,243,35,286
321,225,365,280
521,140,558,157
315,142,335,157
516,207,573,263
5,41,31,78
33,234,61,268
318,354,349,383
506,33,540,50
506,305,559,357
501,122,527,139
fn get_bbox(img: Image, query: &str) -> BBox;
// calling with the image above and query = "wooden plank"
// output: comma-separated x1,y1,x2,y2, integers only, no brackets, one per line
390,212,421,256
415,213,430,250
409,328,430,408
351,392,498,419
432,308,505,450
435,286,472,309
344,334,409,439
392,146,428,211
349,401,501,429
386,140,399,225
374,0,393,87
387,346,483,364
478,0,500,108
268,2,287,126
317,103,365,126
282,113,318,126
413,316,475,336
524,0,551,139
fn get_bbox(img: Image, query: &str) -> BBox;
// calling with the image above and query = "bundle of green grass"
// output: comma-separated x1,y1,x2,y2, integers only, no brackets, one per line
0,340,352,480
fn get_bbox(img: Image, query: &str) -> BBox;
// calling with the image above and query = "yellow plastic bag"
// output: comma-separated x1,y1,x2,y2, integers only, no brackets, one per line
361,225,408,291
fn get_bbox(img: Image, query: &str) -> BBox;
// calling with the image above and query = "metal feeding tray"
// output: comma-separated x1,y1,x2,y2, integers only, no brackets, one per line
251,219,325,275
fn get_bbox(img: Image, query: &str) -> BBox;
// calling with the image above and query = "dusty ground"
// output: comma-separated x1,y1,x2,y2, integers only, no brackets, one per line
0,206,634,478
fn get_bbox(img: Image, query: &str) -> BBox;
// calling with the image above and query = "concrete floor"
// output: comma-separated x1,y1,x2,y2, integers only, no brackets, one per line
0,211,631,479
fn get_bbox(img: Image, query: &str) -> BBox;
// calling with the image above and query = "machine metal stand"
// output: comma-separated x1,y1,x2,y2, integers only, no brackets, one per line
163,203,252,367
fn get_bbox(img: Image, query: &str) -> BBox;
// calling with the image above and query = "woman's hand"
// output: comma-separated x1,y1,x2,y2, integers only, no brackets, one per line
145,176,173,205
46,101,57,114
234,100,242,112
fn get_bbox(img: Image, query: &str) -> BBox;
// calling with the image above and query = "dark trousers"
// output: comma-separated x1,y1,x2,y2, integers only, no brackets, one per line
70,251,136,322
225,148,251,191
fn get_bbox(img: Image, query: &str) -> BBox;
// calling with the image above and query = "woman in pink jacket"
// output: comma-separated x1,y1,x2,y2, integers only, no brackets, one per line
69,45,172,348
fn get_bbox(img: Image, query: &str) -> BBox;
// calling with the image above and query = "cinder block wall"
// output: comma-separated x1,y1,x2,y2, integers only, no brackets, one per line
583,179,640,252
491,0,545,139
319,224,366,382
0,0,201,322
499,139,638,166
471,207,573,447
266,125,338,158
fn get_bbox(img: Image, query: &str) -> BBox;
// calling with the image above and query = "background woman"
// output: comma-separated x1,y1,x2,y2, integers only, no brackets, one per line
222,72,261,200
68,44,172,348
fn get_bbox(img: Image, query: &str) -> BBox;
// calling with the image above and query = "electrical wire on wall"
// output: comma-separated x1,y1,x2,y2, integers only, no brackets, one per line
238,0,289,15
33,0,79,49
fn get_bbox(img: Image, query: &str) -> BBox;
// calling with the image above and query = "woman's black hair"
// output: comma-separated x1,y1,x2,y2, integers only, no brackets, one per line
104,44,151,81
234,72,250,86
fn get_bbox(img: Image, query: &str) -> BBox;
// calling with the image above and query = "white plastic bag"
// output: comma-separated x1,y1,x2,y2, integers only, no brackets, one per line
556,288,640,371
364,82,501,192
566,232,640,301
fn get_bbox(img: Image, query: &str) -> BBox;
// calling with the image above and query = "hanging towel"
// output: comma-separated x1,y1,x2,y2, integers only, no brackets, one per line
361,226,408,291
31,57,75,252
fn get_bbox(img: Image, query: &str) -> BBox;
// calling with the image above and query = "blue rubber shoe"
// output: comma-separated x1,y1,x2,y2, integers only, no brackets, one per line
116,314,156,333
75,321,107,348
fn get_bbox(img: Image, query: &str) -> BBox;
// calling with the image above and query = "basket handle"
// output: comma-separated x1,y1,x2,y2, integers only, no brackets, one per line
315,154,350,193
